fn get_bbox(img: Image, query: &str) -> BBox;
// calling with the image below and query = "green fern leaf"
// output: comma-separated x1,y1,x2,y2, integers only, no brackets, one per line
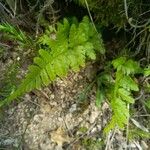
122,59,141,75
112,57,141,75
112,57,126,70
120,76,139,91
113,98,129,125
105,98,129,132
118,88,134,103
0,16,105,107
104,57,140,133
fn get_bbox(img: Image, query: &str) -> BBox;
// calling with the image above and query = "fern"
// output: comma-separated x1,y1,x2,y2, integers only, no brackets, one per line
0,16,105,107
97,57,141,133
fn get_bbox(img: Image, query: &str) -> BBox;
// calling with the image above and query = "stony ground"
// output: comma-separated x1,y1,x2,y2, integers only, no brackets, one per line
0,64,149,150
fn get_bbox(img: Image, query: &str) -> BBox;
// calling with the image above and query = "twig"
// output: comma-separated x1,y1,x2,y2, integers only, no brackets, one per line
62,116,74,137
105,131,112,150
132,30,148,56
125,28,146,49
133,114,150,117
135,89,144,101
123,0,150,28
25,97,41,107
13,0,17,18
0,2,13,18
18,0,40,18
146,33,150,63
0,42,11,48
139,9,150,17
84,0,97,33
125,104,130,150
133,141,142,150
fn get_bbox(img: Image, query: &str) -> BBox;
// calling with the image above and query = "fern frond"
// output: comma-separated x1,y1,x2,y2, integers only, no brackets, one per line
104,57,140,133
0,16,105,107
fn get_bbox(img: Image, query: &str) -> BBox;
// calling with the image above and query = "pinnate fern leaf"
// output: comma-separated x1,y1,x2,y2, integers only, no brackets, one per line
118,88,134,103
105,98,129,133
104,57,140,133
112,57,126,70
0,16,105,107
112,57,141,75
120,76,139,91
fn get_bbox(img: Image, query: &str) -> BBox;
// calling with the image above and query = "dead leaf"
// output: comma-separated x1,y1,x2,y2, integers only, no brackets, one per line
50,127,70,147
131,118,149,132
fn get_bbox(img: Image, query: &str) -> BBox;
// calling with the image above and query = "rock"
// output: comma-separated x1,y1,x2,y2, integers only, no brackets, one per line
39,137,55,150
69,104,77,113
0,138,18,147
50,127,70,149
49,101,57,106
90,127,97,134
50,94,55,99
89,110,99,124
96,125,102,131
141,140,149,149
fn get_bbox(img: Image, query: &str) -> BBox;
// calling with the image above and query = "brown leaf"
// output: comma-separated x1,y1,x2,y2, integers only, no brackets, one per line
50,127,70,147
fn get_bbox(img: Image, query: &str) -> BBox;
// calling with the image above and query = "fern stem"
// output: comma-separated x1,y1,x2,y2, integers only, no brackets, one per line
125,104,130,150
84,0,97,33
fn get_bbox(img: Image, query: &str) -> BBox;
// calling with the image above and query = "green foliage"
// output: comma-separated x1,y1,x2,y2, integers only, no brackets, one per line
0,23,32,48
0,0,149,146
112,57,141,75
106,57,140,132
96,57,141,133
0,16,105,107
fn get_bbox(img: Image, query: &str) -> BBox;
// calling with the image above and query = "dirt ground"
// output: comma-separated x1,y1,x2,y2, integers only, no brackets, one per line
0,63,149,150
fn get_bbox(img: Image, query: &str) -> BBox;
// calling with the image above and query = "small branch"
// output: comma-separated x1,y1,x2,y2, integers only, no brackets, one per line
123,0,150,28
84,0,97,33
135,89,144,101
125,104,130,150
0,2,13,18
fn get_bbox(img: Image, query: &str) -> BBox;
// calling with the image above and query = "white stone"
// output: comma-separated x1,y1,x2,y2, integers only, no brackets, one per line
89,111,99,124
